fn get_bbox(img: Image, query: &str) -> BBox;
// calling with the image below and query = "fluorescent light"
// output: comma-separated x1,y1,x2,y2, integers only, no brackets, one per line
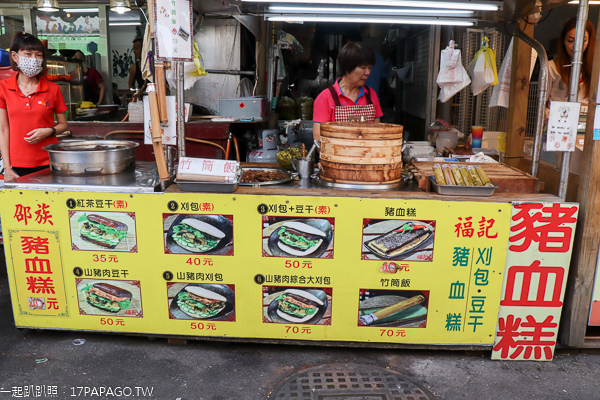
268,5,474,15
62,8,98,12
569,0,600,3
247,0,500,11
109,21,142,25
266,15,475,25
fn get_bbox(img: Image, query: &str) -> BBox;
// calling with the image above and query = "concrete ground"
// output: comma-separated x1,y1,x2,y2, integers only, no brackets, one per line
1,259,600,400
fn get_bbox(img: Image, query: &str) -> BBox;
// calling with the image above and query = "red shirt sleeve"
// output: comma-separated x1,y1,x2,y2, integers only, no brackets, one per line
369,87,383,119
53,85,68,114
313,89,333,123
0,83,7,109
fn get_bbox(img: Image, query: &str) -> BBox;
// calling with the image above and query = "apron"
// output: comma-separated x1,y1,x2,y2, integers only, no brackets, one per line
327,85,376,122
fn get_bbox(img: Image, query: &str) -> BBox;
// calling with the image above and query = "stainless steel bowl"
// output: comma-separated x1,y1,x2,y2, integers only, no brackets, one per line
44,140,139,176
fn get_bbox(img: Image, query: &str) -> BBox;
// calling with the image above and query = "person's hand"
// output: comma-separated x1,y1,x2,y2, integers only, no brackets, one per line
24,128,53,144
3,166,19,181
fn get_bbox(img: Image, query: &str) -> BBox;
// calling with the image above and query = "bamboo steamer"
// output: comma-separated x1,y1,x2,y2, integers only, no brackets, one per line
319,122,404,183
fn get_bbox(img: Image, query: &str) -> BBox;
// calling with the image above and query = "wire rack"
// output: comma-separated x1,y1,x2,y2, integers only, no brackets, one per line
526,82,539,138
453,29,507,136
403,28,431,119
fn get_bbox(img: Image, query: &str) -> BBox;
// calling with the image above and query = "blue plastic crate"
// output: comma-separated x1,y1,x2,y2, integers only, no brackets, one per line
0,49,10,67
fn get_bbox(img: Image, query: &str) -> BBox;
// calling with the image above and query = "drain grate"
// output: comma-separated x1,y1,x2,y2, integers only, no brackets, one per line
269,364,434,400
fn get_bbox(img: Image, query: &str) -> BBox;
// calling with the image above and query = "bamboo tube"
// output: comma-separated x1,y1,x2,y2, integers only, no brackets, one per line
147,89,162,143
155,62,168,124
148,0,154,36
147,84,169,181
359,295,426,325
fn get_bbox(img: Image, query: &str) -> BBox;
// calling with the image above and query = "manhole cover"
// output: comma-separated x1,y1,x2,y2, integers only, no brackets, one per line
269,364,434,400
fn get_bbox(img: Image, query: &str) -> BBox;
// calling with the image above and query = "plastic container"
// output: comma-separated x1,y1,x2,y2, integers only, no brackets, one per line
436,131,459,152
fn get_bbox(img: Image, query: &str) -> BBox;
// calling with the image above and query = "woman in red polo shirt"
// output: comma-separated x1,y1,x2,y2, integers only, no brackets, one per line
0,32,67,180
312,42,383,141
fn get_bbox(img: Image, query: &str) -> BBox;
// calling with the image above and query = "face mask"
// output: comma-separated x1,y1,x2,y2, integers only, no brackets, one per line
16,55,43,77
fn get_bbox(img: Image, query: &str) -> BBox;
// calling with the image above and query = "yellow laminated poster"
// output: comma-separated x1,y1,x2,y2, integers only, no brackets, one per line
0,189,515,345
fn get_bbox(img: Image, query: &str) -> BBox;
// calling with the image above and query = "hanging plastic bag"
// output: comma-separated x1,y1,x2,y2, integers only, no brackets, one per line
470,54,488,96
166,40,207,90
192,41,207,77
437,41,471,103
489,38,513,108
468,36,499,96
437,40,463,85
484,46,499,86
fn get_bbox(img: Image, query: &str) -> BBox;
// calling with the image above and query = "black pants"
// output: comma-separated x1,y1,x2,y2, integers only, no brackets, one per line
12,165,49,177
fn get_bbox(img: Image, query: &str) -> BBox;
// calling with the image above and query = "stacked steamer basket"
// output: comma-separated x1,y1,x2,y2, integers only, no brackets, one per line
319,122,404,184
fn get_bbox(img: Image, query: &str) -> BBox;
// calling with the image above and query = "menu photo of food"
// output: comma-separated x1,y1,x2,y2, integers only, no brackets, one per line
358,289,429,328
167,283,235,321
76,279,143,318
361,219,436,262
163,214,234,255
262,217,334,258
262,286,332,325
69,211,137,252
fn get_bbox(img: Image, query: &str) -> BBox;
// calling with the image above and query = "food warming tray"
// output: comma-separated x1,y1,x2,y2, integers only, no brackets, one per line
429,176,498,197
44,140,139,176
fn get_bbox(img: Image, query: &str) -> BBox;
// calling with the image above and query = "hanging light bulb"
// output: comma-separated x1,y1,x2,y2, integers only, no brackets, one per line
37,0,59,12
110,0,131,14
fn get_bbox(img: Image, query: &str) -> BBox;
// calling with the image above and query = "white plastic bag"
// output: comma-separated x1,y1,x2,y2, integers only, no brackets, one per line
469,53,493,96
468,38,498,96
437,41,471,103
489,38,538,108
437,41,463,85
489,38,513,108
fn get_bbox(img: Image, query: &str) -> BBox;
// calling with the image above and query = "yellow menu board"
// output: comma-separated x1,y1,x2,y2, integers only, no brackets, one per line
0,189,514,345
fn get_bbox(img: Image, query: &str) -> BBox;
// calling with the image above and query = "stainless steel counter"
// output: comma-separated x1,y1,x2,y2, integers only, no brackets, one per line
3,162,161,194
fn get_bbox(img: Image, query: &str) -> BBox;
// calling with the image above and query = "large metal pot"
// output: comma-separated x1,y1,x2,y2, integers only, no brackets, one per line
44,140,139,176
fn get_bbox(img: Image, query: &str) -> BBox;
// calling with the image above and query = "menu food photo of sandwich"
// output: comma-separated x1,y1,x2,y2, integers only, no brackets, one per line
362,219,436,262
76,279,143,317
168,283,236,321
69,211,137,252
262,287,332,325
358,289,429,328
164,214,234,255
262,217,334,258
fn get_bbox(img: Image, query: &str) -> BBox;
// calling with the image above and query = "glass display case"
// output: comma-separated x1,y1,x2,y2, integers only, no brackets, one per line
46,56,84,120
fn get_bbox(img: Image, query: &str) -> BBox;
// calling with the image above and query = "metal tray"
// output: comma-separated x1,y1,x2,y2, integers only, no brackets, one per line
315,176,407,190
429,176,497,197
239,168,296,186
175,179,238,193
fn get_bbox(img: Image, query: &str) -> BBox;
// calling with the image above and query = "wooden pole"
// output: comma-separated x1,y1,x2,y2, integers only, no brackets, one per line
559,11,600,347
504,21,534,168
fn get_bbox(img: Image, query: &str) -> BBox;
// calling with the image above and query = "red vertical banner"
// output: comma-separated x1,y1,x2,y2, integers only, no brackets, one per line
492,202,578,361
